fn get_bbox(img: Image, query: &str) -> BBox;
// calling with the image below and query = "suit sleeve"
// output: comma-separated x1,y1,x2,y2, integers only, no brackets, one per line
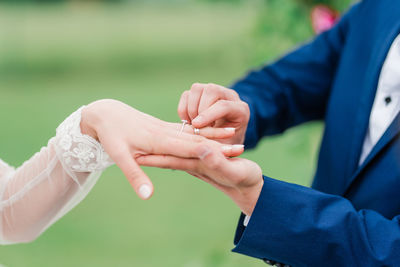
232,176,400,267
231,4,360,149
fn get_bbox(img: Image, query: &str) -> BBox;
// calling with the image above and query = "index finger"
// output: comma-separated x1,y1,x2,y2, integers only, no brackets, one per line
177,90,190,122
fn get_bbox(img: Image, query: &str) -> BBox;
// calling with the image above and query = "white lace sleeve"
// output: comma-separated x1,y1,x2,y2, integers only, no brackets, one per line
0,106,113,244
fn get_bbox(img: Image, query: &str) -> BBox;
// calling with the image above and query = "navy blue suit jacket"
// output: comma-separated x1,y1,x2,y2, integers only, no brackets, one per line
230,1,400,266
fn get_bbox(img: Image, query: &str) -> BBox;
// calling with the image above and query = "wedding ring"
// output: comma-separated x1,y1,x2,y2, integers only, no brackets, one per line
194,128,200,135
179,120,188,135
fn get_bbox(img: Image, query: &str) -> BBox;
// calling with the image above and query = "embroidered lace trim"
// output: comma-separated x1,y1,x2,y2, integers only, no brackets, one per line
54,106,114,173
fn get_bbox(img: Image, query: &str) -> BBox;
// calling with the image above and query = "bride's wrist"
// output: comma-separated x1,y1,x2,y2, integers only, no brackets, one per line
80,105,100,141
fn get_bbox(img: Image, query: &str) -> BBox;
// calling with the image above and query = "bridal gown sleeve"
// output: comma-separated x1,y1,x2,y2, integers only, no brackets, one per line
0,107,114,244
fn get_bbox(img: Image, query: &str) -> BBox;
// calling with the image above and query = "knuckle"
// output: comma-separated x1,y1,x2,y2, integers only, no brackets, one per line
188,106,198,117
191,82,200,89
207,156,221,170
181,90,189,97
191,83,203,92
202,87,211,96
206,83,218,91
198,143,221,169
240,101,250,116
217,86,227,95
228,89,240,99
218,99,230,109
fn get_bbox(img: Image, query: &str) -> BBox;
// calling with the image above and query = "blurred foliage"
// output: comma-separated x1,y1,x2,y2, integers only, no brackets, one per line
200,0,354,11
250,0,313,66
248,0,353,67
295,0,354,11
199,0,242,4
0,0,354,10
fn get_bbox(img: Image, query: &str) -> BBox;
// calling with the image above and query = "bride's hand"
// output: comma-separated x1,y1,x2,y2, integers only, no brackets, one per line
80,99,244,200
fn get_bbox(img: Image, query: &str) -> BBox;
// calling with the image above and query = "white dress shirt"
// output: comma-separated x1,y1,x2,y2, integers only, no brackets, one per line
359,34,400,164
244,34,400,227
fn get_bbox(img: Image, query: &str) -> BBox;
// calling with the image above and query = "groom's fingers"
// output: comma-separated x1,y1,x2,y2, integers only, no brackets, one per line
221,144,245,157
191,100,238,128
197,84,238,115
183,125,236,140
153,136,243,158
137,155,231,195
114,149,153,200
178,90,190,123
187,83,204,121
137,145,238,174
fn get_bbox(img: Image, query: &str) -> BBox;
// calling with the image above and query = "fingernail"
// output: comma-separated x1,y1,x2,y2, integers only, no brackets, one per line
197,146,211,159
139,184,152,199
232,144,245,150
192,115,203,125
221,145,233,153
233,144,244,148
224,127,235,132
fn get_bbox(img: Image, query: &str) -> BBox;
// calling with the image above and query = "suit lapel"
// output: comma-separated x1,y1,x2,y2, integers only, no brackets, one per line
345,111,400,194
343,23,400,193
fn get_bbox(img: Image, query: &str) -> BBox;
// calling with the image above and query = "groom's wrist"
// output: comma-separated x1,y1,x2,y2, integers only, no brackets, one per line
238,178,264,216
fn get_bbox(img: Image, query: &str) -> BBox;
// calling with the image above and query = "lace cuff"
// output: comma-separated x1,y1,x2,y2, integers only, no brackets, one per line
54,106,114,174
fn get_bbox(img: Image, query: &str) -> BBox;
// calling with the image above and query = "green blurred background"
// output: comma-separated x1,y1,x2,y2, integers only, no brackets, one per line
0,0,351,266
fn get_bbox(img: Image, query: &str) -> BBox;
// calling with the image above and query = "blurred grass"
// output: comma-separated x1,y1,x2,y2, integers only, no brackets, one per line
0,1,322,266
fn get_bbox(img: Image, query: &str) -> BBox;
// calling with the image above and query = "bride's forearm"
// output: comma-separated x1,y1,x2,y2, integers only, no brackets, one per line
1,141,87,243
0,107,112,244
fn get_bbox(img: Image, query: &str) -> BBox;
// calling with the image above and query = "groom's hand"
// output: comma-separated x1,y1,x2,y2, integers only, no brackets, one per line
178,83,250,144
137,145,263,216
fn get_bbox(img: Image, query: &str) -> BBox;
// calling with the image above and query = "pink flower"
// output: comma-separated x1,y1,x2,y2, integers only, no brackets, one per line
311,5,340,34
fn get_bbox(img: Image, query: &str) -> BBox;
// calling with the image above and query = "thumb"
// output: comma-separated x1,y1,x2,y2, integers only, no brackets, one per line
114,150,154,200
196,145,251,190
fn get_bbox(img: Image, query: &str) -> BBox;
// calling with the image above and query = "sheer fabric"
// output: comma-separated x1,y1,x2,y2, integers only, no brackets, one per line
0,107,113,244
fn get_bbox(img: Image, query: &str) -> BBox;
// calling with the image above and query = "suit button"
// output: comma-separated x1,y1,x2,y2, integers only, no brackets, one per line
274,263,283,267
263,258,276,265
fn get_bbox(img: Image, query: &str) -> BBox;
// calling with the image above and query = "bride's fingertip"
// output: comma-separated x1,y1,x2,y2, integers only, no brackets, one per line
224,127,235,133
139,184,152,199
